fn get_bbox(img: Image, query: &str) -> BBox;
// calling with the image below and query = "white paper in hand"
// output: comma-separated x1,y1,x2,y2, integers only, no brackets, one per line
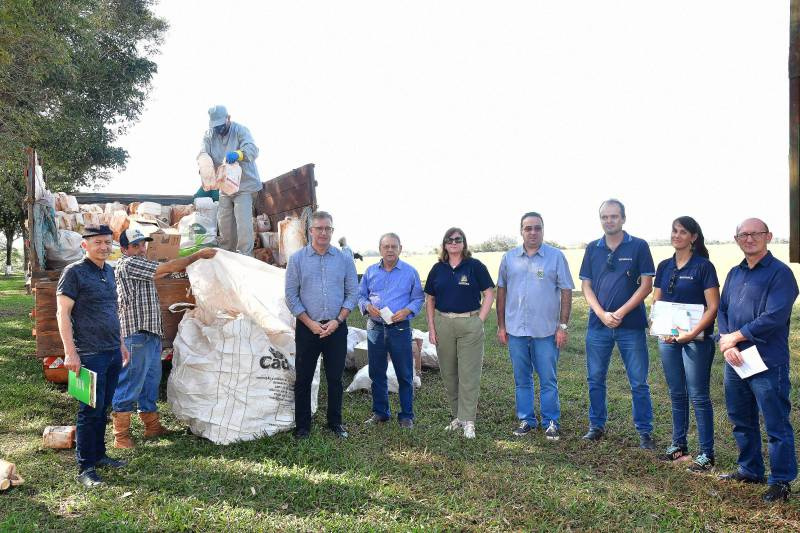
379,306,394,324
729,345,768,379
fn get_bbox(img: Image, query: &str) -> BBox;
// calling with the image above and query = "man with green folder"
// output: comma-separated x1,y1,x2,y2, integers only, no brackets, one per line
57,225,130,488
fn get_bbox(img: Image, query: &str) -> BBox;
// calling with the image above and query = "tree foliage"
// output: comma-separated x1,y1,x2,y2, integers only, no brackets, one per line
473,235,518,253
0,0,167,259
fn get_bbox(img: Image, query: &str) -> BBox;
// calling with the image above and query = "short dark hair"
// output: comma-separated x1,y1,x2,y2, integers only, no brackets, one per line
520,212,544,228
599,198,626,220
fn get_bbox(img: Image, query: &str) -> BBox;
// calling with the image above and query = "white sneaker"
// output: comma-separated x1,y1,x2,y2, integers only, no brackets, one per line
463,421,475,439
445,418,462,431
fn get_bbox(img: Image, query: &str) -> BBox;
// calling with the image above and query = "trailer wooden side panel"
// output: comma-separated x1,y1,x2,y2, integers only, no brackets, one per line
34,278,194,358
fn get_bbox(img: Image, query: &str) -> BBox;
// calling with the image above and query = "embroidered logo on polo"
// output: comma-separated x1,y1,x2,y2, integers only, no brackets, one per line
679,275,694,280
536,269,544,279
458,275,470,286
617,257,633,262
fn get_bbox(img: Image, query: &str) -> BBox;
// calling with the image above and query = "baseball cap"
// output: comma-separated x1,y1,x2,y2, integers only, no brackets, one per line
119,227,153,248
208,105,228,128
82,225,114,238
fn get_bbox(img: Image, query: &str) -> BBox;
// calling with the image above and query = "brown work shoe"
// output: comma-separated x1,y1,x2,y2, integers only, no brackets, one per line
139,412,172,439
111,411,134,449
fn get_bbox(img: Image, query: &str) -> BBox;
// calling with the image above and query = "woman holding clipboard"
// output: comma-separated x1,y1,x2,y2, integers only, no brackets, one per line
652,216,720,472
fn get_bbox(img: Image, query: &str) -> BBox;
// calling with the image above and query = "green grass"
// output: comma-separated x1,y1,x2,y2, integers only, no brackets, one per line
1,274,800,531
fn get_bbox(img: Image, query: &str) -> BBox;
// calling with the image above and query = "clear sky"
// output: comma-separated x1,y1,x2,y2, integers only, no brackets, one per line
103,0,791,252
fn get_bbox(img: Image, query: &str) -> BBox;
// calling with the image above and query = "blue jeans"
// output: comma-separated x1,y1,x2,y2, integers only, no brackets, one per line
112,332,163,413
659,338,715,456
724,363,797,484
367,319,414,421
76,349,122,472
585,326,653,434
508,334,560,428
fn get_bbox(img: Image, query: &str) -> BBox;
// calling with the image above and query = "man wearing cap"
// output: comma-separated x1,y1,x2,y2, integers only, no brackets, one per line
57,225,130,488
201,104,260,256
111,227,216,449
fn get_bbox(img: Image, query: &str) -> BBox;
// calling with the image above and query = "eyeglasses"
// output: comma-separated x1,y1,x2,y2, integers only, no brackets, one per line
311,226,334,233
734,231,768,241
606,252,616,271
667,271,678,294
445,237,464,244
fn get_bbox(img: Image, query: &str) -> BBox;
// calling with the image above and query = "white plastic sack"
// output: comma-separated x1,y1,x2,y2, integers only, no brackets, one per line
137,202,162,218
197,153,217,191
178,212,217,248
168,310,319,444
45,230,83,269
346,362,421,393
168,250,321,443
413,329,439,368
345,327,368,369
217,162,241,196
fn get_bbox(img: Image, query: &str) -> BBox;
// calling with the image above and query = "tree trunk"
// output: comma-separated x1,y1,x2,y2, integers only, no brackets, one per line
4,227,13,275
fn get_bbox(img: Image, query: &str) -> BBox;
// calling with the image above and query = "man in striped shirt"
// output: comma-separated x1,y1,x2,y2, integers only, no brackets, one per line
112,227,216,448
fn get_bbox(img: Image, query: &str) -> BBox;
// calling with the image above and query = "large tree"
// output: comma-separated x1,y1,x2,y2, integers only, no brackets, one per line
0,0,167,272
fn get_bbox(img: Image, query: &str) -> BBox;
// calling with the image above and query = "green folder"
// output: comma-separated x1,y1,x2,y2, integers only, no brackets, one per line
68,367,97,407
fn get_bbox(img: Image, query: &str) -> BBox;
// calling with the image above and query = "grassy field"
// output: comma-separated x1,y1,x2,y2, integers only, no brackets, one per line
1,273,800,531
359,244,800,292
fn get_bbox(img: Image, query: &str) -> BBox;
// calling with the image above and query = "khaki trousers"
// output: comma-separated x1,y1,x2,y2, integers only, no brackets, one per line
434,311,485,422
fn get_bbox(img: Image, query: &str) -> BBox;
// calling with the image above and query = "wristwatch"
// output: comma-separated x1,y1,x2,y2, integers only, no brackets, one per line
558,323,568,331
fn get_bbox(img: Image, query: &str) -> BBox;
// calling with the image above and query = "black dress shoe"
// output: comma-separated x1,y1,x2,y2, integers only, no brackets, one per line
95,456,128,469
398,418,414,429
582,427,605,441
763,482,791,503
718,471,766,484
364,414,390,425
76,467,103,488
293,428,310,440
328,424,349,439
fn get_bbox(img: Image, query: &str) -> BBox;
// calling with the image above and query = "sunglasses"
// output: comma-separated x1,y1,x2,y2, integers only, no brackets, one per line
667,271,678,294
606,252,616,271
445,237,464,244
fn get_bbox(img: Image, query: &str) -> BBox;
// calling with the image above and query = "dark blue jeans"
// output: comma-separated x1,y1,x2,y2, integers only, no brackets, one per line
724,362,797,484
585,326,653,434
367,319,414,421
113,332,162,413
76,349,122,472
658,338,715,456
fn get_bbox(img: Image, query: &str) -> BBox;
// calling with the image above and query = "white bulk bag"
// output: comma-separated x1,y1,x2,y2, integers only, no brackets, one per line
277,217,306,266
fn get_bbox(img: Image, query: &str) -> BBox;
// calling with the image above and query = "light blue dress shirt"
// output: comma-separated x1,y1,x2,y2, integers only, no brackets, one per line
200,121,261,194
358,259,425,322
497,244,574,338
285,244,359,321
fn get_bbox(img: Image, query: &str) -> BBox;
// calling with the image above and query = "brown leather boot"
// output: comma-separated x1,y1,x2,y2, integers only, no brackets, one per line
139,412,171,438
111,412,134,449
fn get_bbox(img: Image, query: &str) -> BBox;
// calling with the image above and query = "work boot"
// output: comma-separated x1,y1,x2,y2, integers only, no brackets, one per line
139,412,172,439
111,411,134,449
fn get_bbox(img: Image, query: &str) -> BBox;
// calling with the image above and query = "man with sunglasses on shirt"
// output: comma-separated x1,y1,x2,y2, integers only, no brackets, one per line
201,104,260,256
717,218,798,503
578,199,656,449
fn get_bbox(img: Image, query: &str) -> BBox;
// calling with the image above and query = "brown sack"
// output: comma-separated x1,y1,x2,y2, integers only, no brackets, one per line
0,459,24,490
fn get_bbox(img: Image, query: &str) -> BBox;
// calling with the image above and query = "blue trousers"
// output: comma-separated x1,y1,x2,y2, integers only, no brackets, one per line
507,334,560,428
112,332,163,413
76,350,122,472
658,338,715,456
367,319,414,421
724,362,797,484
585,326,653,434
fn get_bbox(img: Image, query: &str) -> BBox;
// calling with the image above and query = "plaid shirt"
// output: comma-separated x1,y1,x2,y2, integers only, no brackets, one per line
115,254,162,338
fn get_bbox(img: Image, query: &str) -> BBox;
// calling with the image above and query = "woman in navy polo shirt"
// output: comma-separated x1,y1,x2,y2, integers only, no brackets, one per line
652,216,720,471
425,227,495,439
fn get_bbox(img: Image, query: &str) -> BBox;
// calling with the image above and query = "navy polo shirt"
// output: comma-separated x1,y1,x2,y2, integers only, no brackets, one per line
579,231,655,330
424,257,495,313
655,254,719,337
718,251,798,368
56,258,121,355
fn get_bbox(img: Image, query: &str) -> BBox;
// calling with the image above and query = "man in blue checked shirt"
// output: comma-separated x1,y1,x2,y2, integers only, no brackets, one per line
578,199,656,450
285,211,358,440
717,218,798,503
358,233,425,429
